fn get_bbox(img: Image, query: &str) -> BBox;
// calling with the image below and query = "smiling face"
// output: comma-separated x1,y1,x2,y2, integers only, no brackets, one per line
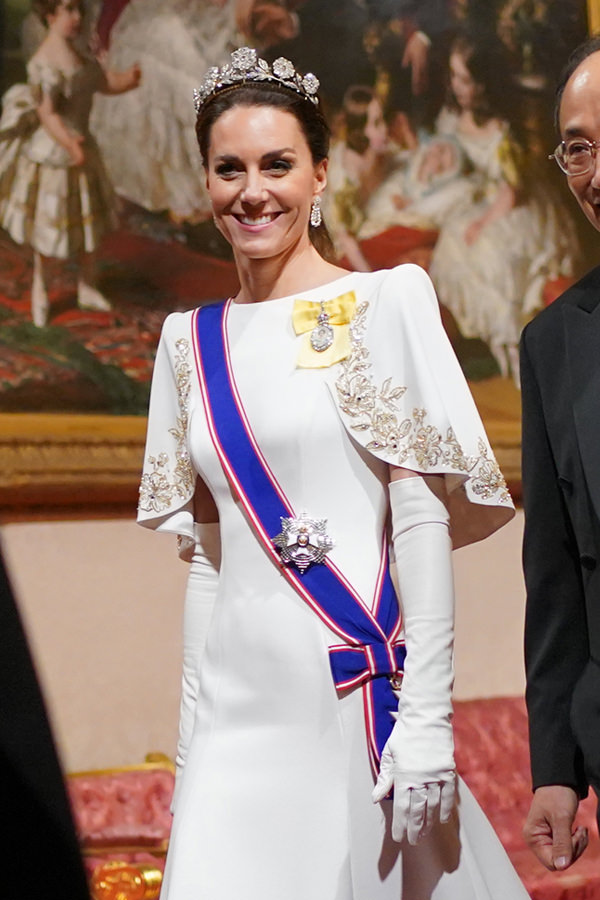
559,50,600,233
46,0,82,39
206,104,327,265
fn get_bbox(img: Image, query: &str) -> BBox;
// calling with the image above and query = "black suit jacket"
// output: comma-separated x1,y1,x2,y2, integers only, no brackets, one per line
0,548,89,899
521,264,600,798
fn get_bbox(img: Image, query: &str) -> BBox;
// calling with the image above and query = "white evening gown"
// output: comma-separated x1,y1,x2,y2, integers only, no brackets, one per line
138,264,529,899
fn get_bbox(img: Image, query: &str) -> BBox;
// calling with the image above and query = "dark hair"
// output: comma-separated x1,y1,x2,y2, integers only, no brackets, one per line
554,34,600,132
341,85,376,155
196,81,333,257
448,30,519,130
32,0,76,23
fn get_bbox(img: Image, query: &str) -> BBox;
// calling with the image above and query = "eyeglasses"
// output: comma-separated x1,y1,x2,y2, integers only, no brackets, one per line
549,137,600,176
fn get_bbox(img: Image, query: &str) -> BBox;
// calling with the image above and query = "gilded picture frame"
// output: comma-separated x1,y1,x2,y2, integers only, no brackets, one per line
0,0,595,515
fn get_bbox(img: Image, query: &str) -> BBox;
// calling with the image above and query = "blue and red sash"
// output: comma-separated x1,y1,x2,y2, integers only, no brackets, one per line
191,299,405,770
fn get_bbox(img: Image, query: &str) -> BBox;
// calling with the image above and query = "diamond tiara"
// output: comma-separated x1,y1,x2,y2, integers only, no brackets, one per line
193,46,320,113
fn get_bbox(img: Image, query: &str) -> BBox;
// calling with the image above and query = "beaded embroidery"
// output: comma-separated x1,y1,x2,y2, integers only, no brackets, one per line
335,302,511,504
138,338,195,512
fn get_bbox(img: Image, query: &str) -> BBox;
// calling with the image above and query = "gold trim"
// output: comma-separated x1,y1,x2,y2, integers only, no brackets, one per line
0,412,146,516
589,0,600,33
83,844,168,858
69,751,175,779
90,860,163,900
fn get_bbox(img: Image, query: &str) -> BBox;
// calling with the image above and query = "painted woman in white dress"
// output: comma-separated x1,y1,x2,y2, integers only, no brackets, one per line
0,0,140,326
322,85,392,271
429,31,577,387
137,47,531,899
89,0,242,223
90,0,301,223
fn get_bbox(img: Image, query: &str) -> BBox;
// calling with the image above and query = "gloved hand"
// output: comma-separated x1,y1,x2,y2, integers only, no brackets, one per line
372,475,456,844
172,521,220,812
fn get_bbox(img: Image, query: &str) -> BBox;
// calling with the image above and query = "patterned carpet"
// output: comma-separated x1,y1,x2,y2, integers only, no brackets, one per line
0,221,239,413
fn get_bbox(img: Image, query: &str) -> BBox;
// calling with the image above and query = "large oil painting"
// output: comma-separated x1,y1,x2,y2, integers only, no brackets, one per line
0,0,595,510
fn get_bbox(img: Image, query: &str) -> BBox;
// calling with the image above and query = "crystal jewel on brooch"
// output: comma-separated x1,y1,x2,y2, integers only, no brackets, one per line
310,302,334,352
272,513,334,573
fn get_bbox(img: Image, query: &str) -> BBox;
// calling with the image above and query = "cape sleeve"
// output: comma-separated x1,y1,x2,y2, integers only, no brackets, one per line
329,264,515,549
137,312,197,539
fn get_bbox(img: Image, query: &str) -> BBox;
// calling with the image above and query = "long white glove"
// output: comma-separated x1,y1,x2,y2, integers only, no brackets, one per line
172,522,220,812
372,476,456,844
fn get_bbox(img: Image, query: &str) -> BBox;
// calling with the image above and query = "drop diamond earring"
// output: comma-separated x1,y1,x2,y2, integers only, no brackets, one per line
310,196,322,228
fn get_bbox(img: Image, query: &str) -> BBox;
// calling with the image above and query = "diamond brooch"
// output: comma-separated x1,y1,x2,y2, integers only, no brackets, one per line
310,302,334,352
272,513,334,573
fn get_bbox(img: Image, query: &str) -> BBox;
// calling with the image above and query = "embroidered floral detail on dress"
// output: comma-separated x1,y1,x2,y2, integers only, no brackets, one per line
138,338,195,512
335,302,511,504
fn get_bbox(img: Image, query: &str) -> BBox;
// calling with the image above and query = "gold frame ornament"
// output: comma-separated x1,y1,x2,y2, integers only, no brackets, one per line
0,413,146,516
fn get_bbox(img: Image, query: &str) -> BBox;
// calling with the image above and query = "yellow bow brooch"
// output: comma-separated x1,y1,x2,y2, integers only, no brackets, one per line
292,291,357,368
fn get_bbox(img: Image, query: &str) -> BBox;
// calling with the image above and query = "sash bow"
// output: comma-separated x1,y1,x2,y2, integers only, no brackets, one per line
329,641,406,691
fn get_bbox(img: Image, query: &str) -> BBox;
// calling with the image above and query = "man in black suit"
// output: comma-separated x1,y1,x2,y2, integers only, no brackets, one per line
0,546,89,899
521,34,600,873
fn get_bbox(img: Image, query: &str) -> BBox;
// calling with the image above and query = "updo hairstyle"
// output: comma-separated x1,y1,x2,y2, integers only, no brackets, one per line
196,81,334,257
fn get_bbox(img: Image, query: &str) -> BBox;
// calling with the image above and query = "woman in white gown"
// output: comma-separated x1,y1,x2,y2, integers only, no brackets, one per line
137,47,530,899
429,32,577,386
90,0,243,222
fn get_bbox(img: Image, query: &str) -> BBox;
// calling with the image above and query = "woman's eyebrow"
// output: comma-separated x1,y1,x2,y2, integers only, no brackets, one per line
212,148,296,164
261,148,296,160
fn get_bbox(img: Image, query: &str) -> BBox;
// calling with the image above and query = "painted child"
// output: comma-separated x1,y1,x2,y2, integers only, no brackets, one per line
0,0,141,326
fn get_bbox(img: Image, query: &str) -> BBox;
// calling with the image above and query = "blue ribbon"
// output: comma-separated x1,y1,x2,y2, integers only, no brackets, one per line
329,642,406,690
193,300,405,766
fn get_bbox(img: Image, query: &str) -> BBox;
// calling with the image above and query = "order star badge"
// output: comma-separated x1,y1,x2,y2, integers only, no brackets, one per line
272,513,334,573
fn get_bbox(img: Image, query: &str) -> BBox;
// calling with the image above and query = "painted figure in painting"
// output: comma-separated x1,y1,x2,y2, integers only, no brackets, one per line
429,30,577,387
138,46,530,899
359,133,470,237
0,0,140,327
90,0,244,224
90,0,299,225
323,85,392,271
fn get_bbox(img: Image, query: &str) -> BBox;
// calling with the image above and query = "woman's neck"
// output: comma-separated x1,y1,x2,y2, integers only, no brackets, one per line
233,244,347,304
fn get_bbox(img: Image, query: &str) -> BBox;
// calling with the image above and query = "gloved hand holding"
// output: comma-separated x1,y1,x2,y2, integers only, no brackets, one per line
372,474,456,844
